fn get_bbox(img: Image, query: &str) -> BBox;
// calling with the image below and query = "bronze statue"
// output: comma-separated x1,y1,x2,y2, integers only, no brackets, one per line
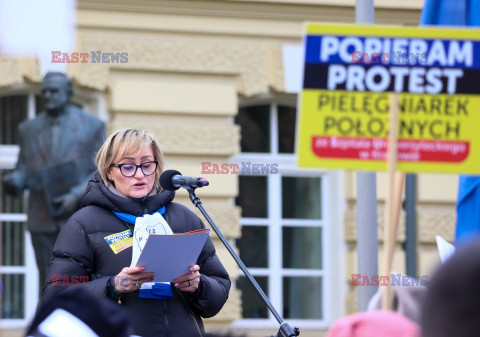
2,72,105,294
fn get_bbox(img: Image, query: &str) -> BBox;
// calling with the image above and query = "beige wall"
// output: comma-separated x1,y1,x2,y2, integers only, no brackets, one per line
2,1,450,335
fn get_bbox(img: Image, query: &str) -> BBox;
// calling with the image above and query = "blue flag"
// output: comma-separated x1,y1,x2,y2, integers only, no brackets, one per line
456,176,480,245
421,0,480,26
420,0,480,246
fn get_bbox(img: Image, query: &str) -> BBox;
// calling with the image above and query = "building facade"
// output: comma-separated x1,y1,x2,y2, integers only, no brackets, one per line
0,1,457,336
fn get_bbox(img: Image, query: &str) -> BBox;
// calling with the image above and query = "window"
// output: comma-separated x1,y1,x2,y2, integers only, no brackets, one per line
233,96,342,328
0,93,39,327
0,85,105,328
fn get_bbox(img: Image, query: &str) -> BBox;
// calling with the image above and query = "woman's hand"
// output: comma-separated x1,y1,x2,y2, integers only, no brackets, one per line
173,265,201,293
113,266,154,294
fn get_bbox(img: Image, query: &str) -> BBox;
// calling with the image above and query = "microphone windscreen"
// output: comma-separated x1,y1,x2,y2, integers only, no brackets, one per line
160,169,182,190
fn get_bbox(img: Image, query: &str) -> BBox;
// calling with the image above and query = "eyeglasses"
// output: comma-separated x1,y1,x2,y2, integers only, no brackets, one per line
111,161,158,177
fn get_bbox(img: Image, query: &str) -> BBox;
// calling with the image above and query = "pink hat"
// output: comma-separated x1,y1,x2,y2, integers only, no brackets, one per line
326,311,421,337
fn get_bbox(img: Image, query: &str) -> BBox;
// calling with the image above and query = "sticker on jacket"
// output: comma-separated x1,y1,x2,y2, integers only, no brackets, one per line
104,230,133,254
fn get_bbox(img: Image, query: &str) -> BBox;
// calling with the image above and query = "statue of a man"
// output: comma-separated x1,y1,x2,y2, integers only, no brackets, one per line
2,72,105,294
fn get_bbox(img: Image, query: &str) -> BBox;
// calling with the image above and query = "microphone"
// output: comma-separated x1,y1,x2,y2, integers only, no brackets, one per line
160,170,209,191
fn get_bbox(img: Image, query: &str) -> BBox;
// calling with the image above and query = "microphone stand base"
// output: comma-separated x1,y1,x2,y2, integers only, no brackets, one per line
270,323,300,337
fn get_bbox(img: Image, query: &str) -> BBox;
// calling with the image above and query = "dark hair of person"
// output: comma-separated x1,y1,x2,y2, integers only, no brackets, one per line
421,237,480,337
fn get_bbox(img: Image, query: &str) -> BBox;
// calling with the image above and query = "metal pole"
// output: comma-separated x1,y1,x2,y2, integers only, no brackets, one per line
405,174,417,277
355,0,377,312
356,172,378,311
356,0,374,25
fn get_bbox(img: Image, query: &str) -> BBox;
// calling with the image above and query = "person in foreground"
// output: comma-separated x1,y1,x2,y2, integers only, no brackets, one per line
43,128,230,337
421,237,480,337
326,310,420,337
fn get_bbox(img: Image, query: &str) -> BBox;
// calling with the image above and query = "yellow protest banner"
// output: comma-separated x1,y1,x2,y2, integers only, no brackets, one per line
297,23,480,174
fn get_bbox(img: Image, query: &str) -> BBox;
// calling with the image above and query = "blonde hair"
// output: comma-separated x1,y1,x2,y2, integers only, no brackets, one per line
95,128,165,189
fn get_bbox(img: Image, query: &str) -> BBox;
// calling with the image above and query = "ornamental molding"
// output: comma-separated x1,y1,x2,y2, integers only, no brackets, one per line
77,0,422,19
109,120,240,156
344,202,456,245
417,205,455,244
69,34,284,97
0,57,41,89
344,203,406,244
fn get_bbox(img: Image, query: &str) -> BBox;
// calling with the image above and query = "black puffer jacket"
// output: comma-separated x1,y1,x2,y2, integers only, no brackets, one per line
44,172,231,337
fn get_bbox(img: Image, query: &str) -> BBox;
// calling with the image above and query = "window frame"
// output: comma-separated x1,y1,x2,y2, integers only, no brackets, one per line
232,94,345,329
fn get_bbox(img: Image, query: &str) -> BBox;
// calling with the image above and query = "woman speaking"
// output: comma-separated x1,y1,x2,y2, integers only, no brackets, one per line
44,128,230,336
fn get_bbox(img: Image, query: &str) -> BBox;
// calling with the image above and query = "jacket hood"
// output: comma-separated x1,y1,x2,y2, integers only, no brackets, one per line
83,171,175,216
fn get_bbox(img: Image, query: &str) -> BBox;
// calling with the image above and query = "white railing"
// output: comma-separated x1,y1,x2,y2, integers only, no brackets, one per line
0,221,38,329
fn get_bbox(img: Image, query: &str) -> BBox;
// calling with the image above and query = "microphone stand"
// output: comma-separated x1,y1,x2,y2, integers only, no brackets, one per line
187,189,300,337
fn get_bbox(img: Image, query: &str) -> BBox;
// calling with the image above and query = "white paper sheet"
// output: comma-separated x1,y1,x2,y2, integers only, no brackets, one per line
136,229,210,282
36,308,98,337
436,235,456,263
130,212,173,268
